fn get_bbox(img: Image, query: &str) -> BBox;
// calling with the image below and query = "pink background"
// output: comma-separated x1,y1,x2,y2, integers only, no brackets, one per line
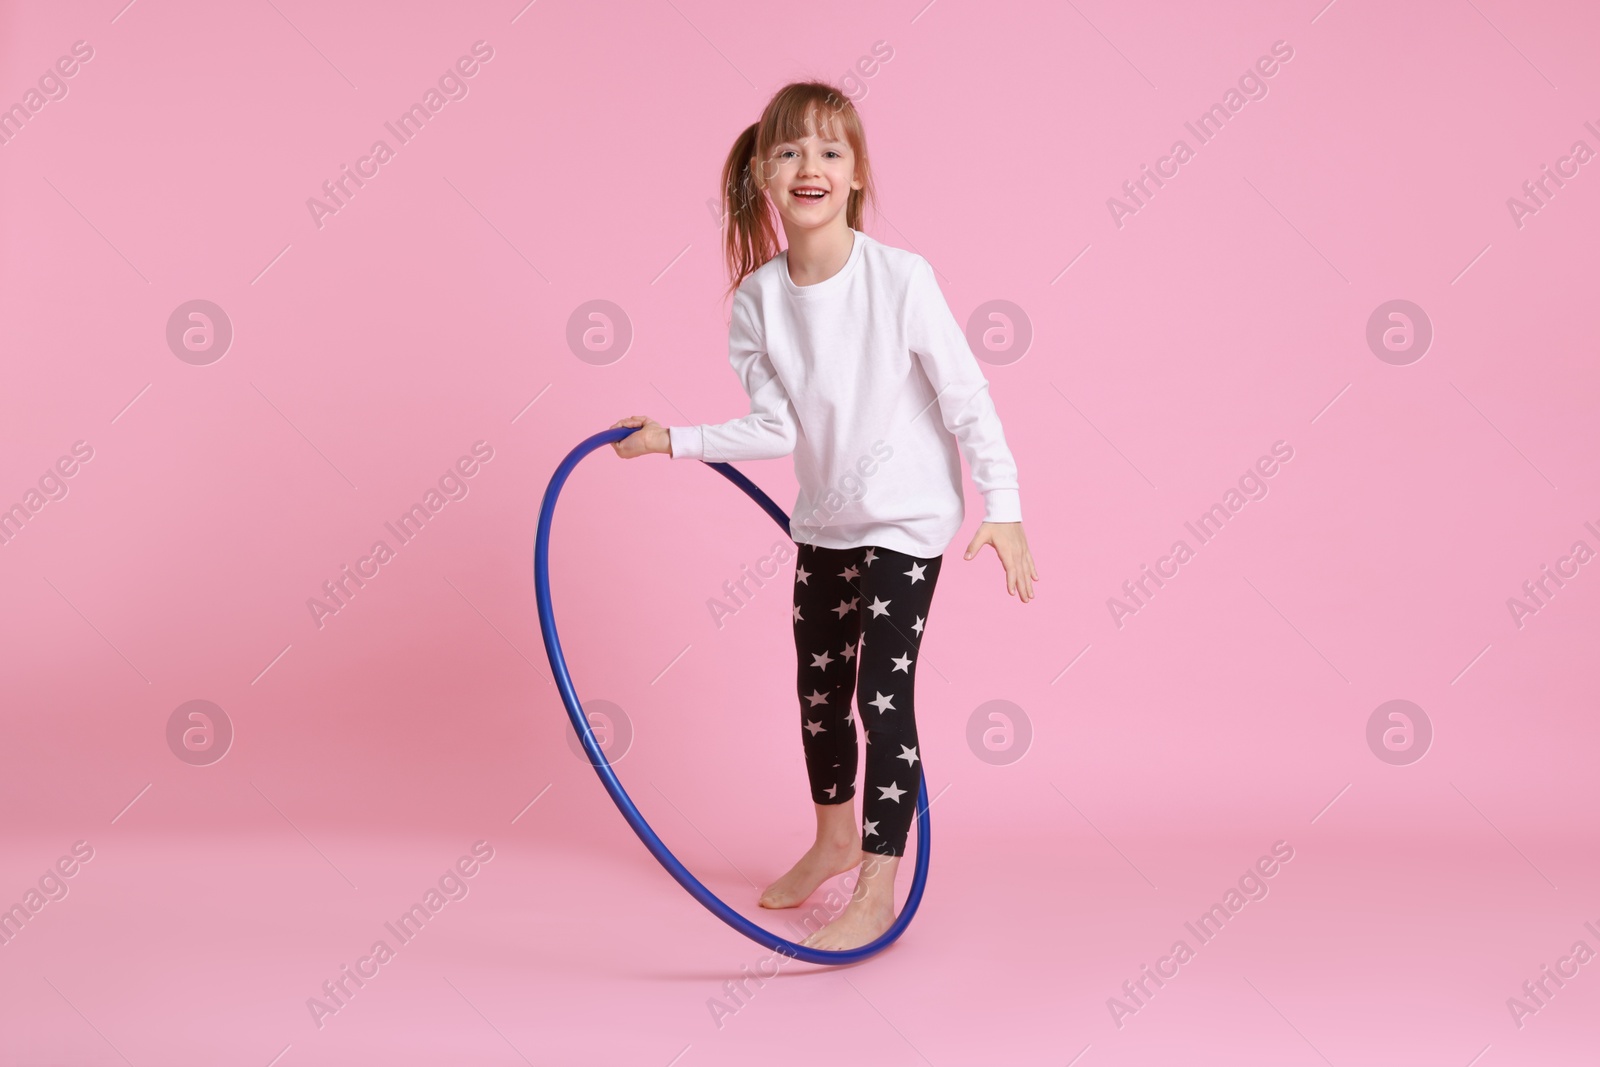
3,0,1599,1063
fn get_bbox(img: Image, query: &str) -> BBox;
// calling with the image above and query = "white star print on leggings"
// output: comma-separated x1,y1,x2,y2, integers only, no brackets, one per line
792,541,942,857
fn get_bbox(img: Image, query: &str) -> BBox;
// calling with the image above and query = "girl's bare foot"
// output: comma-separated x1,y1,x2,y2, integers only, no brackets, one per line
760,799,863,909
801,852,902,951
759,835,861,909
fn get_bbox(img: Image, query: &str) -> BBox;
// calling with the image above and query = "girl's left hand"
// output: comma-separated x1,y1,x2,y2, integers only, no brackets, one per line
964,522,1039,602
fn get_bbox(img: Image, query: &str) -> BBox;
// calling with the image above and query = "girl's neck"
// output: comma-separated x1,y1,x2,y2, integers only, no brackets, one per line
784,223,856,287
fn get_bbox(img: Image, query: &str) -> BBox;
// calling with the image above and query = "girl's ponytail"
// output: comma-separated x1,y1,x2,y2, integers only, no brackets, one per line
720,122,777,303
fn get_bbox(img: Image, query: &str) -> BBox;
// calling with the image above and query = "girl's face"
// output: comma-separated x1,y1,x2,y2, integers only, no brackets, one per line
758,112,861,233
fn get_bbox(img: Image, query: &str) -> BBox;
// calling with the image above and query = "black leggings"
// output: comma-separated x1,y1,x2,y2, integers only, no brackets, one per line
791,541,943,857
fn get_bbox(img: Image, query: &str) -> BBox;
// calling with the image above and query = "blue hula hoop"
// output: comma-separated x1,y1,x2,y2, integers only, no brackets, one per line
533,426,931,965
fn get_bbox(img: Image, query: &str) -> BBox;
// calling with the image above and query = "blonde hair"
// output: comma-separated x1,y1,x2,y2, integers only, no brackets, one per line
719,81,878,301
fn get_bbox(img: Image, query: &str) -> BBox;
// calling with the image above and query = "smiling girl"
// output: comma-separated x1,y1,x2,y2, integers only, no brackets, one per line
611,81,1037,951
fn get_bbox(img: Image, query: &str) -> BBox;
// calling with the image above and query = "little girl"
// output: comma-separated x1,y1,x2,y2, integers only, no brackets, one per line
612,81,1037,951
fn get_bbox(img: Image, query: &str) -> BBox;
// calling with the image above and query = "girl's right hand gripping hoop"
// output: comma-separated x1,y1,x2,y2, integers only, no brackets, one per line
533,426,932,965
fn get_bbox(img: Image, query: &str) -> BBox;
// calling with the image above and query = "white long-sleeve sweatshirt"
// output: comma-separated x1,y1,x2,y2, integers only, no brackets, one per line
667,228,1022,559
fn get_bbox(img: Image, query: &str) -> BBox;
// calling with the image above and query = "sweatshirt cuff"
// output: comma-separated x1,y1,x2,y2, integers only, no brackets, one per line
668,425,703,461
981,488,1022,524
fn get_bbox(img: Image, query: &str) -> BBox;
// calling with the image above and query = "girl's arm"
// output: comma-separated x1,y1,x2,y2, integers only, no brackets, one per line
904,256,1037,601
902,257,1022,525
666,290,798,463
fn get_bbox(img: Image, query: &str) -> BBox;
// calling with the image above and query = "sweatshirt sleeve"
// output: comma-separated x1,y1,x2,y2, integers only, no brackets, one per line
668,289,798,463
903,256,1022,523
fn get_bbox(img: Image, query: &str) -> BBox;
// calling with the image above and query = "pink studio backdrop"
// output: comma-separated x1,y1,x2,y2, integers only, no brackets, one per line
3,1,1598,1064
